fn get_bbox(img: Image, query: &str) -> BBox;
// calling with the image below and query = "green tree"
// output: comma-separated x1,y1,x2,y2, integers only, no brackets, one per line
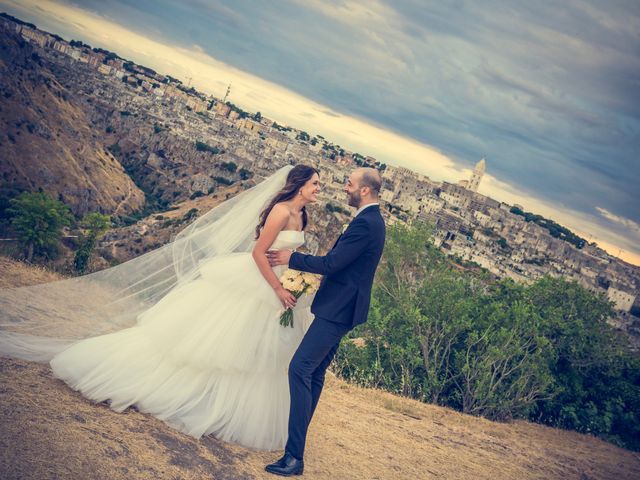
7,192,73,262
297,131,310,141
70,39,90,48
221,161,237,173
370,222,460,400
73,213,111,273
525,277,639,448
497,237,509,250
338,222,476,401
195,141,219,154
239,168,252,180
453,282,554,419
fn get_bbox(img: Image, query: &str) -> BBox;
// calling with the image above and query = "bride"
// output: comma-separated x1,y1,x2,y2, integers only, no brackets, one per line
0,164,321,450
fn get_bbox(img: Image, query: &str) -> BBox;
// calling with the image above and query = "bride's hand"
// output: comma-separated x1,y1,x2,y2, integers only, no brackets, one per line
275,287,297,310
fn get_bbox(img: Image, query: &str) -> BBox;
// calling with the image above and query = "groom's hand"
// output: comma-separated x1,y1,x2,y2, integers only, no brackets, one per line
267,249,292,267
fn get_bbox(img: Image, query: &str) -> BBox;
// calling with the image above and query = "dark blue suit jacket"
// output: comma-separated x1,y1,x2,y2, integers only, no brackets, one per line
289,204,386,328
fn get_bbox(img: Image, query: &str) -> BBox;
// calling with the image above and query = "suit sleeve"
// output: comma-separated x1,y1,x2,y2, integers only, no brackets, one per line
289,219,370,275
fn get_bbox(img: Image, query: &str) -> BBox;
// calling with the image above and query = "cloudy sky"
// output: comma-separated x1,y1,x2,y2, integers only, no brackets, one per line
3,0,640,265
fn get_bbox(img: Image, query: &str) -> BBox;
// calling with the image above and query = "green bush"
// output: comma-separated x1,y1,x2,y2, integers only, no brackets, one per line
73,212,111,273
212,176,234,186
7,192,73,262
220,161,237,172
239,168,252,180
183,208,198,221
195,141,220,154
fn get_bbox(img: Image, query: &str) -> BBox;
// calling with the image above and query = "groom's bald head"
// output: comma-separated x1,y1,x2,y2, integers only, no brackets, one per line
355,168,381,198
345,167,382,208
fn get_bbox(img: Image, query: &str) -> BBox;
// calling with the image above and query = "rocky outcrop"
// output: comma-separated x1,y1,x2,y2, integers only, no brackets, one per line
0,28,144,216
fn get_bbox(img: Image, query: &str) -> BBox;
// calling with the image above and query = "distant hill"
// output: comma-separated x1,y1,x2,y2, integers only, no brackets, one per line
94,184,344,266
0,27,144,217
1,255,639,480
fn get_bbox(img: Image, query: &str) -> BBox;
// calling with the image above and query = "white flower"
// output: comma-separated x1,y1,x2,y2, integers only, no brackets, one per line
280,269,300,290
341,223,349,234
301,272,321,291
281,278,296,290
280,270,321,294
289,277,305,292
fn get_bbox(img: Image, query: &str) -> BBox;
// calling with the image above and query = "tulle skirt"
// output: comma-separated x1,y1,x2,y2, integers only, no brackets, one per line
50,252,314,450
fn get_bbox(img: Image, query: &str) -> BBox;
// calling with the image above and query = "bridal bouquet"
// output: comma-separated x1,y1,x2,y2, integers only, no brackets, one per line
279,269,321,328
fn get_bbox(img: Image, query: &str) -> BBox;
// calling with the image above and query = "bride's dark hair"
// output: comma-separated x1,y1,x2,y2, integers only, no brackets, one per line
255,165,319,239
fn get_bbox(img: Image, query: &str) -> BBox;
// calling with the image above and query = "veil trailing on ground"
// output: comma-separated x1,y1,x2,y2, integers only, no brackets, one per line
0,165,295,362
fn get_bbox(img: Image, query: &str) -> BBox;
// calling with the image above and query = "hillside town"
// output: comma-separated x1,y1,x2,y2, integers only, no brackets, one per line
4,13,639,337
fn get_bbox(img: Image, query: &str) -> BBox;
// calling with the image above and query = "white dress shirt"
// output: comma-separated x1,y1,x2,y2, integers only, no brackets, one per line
354,202,379,217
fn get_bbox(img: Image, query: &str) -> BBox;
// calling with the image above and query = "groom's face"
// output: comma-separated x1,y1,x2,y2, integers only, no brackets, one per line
345,172,362,208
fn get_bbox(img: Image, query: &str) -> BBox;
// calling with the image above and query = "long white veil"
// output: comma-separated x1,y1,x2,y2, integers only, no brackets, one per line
0,165,294,362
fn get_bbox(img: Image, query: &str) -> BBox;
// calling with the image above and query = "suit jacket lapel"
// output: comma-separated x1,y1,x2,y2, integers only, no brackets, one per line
330,205,379,250
331,234,342,250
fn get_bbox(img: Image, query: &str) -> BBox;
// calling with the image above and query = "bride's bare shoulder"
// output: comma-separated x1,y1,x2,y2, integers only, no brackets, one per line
265,202,290,223
271,202,291,215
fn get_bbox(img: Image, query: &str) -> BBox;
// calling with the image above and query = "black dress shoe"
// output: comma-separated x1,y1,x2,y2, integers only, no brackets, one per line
265,452,304,476
268,453,289,468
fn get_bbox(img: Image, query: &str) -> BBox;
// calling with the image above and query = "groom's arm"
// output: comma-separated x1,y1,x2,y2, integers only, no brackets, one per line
289,219,370,276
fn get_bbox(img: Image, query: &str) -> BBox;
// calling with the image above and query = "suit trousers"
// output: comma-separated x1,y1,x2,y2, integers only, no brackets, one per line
285,316,351,460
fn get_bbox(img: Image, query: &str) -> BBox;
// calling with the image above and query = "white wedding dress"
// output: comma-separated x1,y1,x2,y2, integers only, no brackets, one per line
49,229,314,450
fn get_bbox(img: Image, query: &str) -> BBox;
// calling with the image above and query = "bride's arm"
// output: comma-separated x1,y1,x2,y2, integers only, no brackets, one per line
252,204,297,309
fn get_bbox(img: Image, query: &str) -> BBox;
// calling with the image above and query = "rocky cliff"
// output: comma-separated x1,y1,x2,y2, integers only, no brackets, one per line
0,28,144,216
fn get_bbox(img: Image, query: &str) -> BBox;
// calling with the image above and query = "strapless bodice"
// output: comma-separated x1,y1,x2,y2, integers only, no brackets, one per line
270,230,305,251
197,229,306,306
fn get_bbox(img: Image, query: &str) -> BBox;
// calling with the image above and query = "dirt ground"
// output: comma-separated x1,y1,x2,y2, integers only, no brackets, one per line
1,358,639,480
1,256,639,479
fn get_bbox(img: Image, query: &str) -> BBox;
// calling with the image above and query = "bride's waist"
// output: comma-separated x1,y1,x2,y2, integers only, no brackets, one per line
196,253,287,305
197,252,289,272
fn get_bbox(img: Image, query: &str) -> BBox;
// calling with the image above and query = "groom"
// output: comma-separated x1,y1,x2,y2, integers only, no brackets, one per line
265,167,386,476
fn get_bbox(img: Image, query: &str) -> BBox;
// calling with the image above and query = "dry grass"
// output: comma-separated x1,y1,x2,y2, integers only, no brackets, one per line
1,255,639,479
1,360,639,480
0,256,65,288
